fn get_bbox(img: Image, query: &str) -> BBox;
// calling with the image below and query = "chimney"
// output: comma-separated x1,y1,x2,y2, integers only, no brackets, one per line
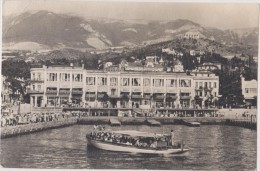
82,63,84,69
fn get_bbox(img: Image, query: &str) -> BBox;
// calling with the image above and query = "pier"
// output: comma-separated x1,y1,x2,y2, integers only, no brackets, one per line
225,119,257,130
1,118,77,139
146,119,161,126
109,118,121,126
1,114,257,139
182,120,201,127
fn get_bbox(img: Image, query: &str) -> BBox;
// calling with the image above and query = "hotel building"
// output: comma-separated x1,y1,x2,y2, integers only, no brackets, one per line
28,64,219,114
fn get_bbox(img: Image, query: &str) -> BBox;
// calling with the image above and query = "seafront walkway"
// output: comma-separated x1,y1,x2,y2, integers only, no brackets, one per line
0,108,257,138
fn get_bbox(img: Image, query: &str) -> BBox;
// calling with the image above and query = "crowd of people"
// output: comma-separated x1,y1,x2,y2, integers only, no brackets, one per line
1,112,74,127
90,126,176,149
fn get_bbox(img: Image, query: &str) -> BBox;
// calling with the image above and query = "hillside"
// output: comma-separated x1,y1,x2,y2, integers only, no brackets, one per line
3,10,258,50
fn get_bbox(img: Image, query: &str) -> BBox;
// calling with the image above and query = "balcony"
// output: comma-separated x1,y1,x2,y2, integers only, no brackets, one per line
166,94,178,100
30,79,44,83
85,93,96,100
72,89,83,95
143,94,151,99
180,96,191,100
204,87,213,91
131,94,142,99
121,87,131,92
132,87,142,92
46,90,58,94
153,94,165,100
109,94,120,98
195,86,203,90
59,89,70,94
27,89,44,94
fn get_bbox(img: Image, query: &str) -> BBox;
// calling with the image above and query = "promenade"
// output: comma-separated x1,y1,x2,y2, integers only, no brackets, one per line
0,108,257,139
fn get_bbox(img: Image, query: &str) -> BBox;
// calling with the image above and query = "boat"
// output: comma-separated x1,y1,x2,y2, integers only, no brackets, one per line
86,130,189,155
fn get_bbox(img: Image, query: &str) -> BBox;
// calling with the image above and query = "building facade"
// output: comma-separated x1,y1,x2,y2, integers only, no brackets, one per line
28,65,219,111
241,76,257,106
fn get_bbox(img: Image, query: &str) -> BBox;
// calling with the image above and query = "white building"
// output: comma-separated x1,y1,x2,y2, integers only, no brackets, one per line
241,76,257,106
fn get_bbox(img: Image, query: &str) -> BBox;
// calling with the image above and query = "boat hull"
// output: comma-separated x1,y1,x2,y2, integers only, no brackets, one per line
87,137,189,155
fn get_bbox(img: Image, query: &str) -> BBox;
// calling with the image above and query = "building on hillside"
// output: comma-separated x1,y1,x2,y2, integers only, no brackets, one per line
162,48,176,55
241,76,257,107
28,64,219,113
197,62,222,71
183,31,205,39
172,60,184,72
190,50,205,56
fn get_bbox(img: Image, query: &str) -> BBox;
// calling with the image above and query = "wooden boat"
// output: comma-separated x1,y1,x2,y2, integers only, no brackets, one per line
86,130,189,155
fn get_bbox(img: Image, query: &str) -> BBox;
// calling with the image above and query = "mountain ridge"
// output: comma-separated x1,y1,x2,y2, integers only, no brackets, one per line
3,10,259,50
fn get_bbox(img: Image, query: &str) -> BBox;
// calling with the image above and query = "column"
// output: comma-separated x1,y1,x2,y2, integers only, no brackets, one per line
35,96,37,107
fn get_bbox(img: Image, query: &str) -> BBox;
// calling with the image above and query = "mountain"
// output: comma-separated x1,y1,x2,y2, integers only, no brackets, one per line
3,10,259,50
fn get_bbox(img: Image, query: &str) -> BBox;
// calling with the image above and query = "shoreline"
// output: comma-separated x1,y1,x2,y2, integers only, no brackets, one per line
1,116,256,139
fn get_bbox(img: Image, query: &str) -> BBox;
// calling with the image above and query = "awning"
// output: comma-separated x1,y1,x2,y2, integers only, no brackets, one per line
58,94,70,97
166,95,178,100
85,93,96,98
132,95,143,99
180,96,191,100
97,94,105,99
154,95,165,100
72,96,82,100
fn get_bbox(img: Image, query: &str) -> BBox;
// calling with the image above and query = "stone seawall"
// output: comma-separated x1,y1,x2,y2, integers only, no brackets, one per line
1,116,256,139
1,118,77,139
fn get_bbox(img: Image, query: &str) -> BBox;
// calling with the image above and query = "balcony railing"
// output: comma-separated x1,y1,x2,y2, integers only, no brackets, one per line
131,94,142,99
46,90,58,94
204,87,213,91
72,90,83,94
27,89,44,94
195,86,203,90
120,94,130,98
59,90,70,94
30,79,44,83
166,95,178,99
180,96,191,100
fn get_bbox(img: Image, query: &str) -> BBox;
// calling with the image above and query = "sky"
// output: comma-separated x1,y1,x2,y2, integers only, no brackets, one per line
2,0,260,29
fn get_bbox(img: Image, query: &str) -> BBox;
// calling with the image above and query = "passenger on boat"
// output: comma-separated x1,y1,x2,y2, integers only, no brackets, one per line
150,141,157,148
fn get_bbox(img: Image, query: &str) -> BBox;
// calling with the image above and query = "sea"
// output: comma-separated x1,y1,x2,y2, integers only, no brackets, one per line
0,125,257,170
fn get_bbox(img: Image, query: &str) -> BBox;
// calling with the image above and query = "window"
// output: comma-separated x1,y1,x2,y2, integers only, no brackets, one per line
47,73,57,81
214,82,217,88
195,82,198,88
179,80,191,87
110,77,118,86
98,77,107,85
73,74,82,82
167,79,177,87
32,73,35,80
204,82,208,88
111,89,117,95
209,82,212,88
132,78,141,86
121,78,130,86
86,77,95,85
153,79,164,87
37,85,41,91
37,73,41,80
180,93,190,97
32,85,35,90
143,78,150,86
60,73,70,82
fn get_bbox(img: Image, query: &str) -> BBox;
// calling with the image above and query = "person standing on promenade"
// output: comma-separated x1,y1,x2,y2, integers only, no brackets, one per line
171,129,175,146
